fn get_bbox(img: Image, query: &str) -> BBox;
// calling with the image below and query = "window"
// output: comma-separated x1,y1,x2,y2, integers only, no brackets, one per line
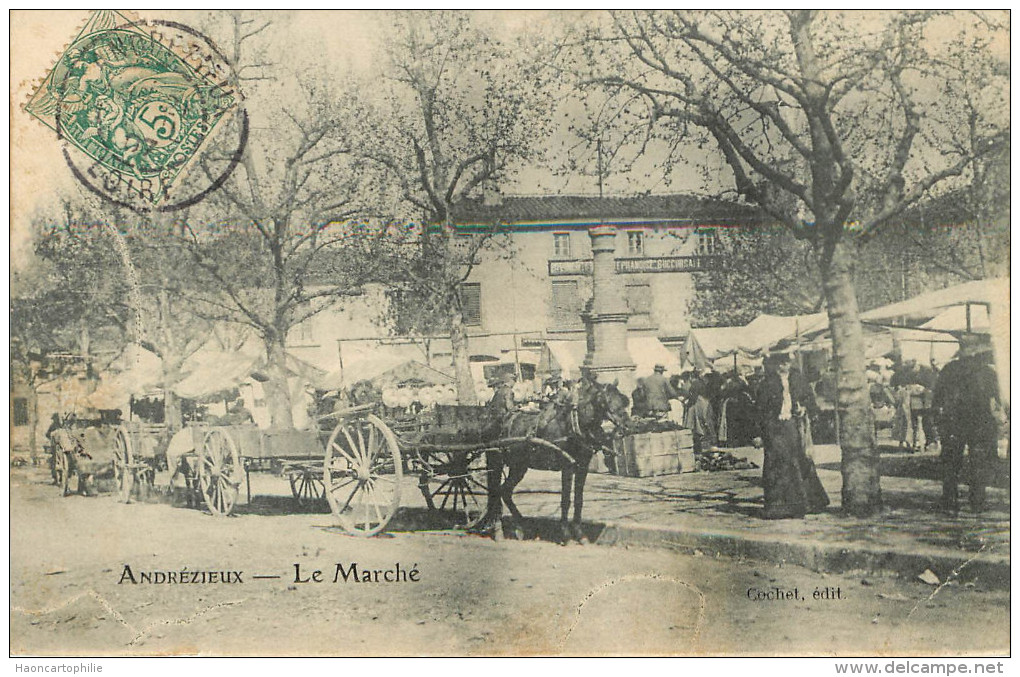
625,282,653,327
461,283,482,326
550,280,582,329
697,228,720,256
627,230,644,255
553,232,571,258
12,398,29,426
483,363,536,383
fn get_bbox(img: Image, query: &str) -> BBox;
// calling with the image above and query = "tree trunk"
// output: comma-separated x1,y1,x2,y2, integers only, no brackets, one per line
264,338,294,429
158,291,181,432
449,308,477,405
820,239,881,516
79,323,90,359
27,382,39,465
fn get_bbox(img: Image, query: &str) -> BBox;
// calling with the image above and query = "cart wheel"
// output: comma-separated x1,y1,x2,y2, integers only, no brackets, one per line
198,429,242,516
53,450,71,496
112,427,134,503
289,470,326,508
419,448,491,530
324,414,402,536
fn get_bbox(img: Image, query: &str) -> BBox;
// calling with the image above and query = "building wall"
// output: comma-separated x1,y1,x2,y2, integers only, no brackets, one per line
11,374,96,460
463,224,710,345
285,286,394,373
283,224,719,374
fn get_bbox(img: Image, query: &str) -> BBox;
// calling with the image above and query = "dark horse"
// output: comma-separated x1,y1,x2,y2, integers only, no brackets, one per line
475,379,630,542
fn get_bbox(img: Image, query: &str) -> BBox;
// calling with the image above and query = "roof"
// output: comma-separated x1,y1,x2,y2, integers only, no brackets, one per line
451,194,767,228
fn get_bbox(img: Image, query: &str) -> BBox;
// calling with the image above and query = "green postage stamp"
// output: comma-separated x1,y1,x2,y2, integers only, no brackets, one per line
25,10,239,206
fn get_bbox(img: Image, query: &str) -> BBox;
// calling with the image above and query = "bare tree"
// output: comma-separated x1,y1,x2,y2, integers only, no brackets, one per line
354,11,554,404
180,13,389,427
570,10,1009,514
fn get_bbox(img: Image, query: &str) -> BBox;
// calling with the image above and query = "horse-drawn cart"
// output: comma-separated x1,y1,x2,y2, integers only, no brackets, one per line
201,402,574,536
50,420,165,499
52,398,586,538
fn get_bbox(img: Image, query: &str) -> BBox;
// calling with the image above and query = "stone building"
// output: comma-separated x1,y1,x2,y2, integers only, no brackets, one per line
284,193,763,389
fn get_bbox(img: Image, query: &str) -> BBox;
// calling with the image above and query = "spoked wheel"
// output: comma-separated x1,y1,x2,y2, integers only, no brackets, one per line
112,427,134,503
418,448,492,530
324,414,402,536
198,429,242,516
289,469,326,509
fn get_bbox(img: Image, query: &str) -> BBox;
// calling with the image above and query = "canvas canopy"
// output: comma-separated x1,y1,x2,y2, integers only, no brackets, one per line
541,341,586,379
542,337,681,379
319,342,443,391
364,360,455,388
919,305,991,333
860,278,1008,405
174,339,264,400
860,278,1007,325
684,326,747,363
889,327,960,365
738,313,829,353
798,324,960,366
82,344,164,409
682,312,828,368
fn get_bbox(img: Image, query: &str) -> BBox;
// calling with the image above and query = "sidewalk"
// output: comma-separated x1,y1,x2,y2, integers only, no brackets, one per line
496,444,1011,589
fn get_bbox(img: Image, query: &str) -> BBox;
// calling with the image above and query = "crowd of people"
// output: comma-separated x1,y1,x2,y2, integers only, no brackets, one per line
625,333,1004,518
42,332,1003,519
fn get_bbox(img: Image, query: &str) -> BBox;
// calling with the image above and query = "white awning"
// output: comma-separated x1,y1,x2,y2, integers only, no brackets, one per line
737,313,829,353
542,336,680,379
82,344,164,409
861,278,1007,324
173,339,263,400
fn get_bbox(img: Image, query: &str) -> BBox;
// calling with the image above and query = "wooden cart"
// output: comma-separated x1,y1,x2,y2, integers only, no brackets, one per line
92,403,571,539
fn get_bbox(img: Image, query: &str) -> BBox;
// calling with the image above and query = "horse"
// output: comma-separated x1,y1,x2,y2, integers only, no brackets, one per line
477,379,630,543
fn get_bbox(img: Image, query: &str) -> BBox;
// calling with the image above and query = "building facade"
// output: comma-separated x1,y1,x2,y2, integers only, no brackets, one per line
449,194,760,358
281,194,762,380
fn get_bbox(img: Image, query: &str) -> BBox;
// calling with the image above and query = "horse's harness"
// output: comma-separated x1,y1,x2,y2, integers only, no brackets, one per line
503,385,619,452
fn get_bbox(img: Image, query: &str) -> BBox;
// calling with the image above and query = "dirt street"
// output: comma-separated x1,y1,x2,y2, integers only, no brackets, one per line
10,467,1009,656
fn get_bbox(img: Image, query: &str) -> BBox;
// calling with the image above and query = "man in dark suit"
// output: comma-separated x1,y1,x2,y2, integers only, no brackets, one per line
932,334,1001,513
643,364,678,418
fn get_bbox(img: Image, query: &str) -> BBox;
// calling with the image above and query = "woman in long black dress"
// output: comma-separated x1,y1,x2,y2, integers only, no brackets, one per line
757,352,830,519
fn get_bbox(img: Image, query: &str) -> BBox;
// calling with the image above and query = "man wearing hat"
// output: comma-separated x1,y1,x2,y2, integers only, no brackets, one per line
485,372,516,437
643,364,678,419
932,333,1001,513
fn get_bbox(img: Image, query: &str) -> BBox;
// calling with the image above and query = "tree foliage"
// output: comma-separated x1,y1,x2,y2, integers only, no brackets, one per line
567,10,1009,515
175,13,397,426
353,11,555,402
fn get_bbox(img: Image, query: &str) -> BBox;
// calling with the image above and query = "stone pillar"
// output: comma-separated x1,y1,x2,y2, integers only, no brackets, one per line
582,225,635,393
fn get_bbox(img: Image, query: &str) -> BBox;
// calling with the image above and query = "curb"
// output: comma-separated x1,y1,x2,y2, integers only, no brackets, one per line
595,522,1011,590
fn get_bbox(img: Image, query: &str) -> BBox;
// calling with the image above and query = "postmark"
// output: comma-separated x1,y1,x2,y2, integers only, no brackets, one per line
24,10,244,210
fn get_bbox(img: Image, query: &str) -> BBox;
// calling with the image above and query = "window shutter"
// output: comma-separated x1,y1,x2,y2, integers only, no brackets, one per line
551,280,581,328
12,398,29,426
626,282,653,327
461,283,482,326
